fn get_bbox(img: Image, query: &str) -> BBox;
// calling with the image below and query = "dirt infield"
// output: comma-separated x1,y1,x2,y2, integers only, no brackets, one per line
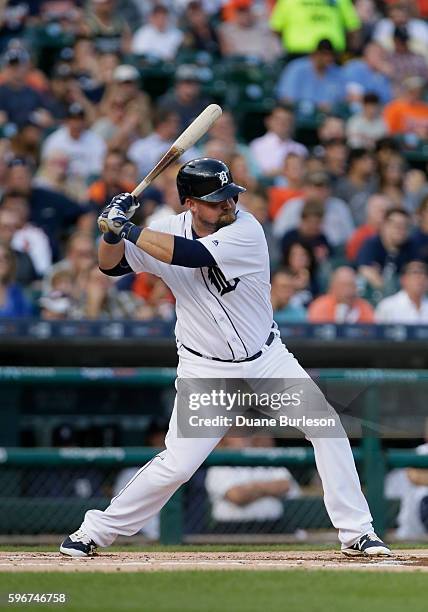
0,550,427,573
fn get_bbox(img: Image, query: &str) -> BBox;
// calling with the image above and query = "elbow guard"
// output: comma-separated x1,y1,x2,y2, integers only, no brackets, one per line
100,254,132,276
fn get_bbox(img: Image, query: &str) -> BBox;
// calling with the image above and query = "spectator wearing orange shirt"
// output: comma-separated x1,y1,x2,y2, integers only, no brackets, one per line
346,193,392,262
268,153,305,219
383,76,428,138
88,150,134,211
308,266,374,323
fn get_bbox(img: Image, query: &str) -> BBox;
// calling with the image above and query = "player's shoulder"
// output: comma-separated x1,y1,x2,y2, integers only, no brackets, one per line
227,209,264,232
148,211,188,236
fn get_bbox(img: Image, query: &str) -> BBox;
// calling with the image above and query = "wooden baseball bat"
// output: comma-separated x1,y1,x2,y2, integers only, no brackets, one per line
132,103,223,198
98,104,223,233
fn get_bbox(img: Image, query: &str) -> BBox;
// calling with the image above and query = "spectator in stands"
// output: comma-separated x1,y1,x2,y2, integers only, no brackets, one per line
271,268,307,323
0,241,31,317
334,148,376,223
132,272,175,322
273,171,354,248
249,106,307,179
131,5,183,60
242,190,280,270
270,0,360,55
388,25,428,96
70,37,105,105
229,154,258,197
33,150,73,197
346,193,392,262
0,207,36,286
268,153,306,220
4,156,93,259
41,103,107,184
39,290,72,320
375,260,428,323
377,152,407,208
322,138,348,186
383,76,428,139
218,0,282,62
46,63,80,121
88,150,135,213
205,435,300,526
203,111,258,176
9,112,44,167
128,109,196,179
96,64,152,145
84,0,132,55
318,115,346,143
157,64,211,131
275,39,345,112
282,240,319,307
346,93,387,149
373,1,428,61
343,42,393,105
43,232,96,296
0,47,53,129
412,196,428,262
74,265,143,319
357,208,415,295
385,430,428,540
355,0,380,45
308,266,374,323
144,164,183,225
0,191,52,277
281,200,332,265
180,0,221,57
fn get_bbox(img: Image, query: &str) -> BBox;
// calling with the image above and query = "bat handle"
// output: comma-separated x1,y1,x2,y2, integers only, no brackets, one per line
132,178,150,198
98,218,110,234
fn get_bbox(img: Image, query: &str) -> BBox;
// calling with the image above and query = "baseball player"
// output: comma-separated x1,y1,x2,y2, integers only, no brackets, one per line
60,158,391,558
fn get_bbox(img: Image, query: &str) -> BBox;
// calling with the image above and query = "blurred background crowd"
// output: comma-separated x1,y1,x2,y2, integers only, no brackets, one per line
1,0,428,324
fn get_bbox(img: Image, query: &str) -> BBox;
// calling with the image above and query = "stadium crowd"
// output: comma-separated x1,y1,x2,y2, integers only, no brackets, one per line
1,0,428,324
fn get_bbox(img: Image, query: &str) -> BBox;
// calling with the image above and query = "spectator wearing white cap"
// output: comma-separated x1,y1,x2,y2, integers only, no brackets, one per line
93,64,151,149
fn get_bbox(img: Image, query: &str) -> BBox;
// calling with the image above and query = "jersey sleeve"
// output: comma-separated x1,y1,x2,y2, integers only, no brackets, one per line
123,216,177,276
197,213,268,281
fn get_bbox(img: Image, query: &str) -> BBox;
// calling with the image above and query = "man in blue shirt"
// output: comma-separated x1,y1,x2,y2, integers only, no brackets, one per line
357,208,417,295
343,42,393,105
276,40,345,111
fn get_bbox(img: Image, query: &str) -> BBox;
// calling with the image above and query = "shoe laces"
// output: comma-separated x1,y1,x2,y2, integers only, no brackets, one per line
362,533,383,545
70,528,92,545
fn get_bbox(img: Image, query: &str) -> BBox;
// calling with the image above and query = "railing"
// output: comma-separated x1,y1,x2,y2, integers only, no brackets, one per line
0,446,427,543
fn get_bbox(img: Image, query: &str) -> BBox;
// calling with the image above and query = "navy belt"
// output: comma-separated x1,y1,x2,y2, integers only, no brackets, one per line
182,330,276,363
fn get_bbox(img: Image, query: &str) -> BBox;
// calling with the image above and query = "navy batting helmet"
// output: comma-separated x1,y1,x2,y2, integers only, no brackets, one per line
176,158,246,205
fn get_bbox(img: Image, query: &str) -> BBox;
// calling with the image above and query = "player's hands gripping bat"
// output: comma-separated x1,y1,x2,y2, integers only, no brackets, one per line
98,104,223,234
98,193,138,234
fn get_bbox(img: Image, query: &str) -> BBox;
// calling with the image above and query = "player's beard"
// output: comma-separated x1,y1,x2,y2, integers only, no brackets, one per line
215,209,236,231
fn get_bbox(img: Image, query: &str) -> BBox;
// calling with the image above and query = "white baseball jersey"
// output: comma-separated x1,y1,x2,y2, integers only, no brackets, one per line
124,209,273,361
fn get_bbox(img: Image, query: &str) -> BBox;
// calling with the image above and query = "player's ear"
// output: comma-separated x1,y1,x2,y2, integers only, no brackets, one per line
186,197,196,212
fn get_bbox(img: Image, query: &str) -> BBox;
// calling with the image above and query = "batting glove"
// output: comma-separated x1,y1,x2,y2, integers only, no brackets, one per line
98,205,129,235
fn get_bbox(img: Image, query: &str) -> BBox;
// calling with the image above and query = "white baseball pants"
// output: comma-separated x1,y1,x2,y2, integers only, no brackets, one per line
82,338,373,547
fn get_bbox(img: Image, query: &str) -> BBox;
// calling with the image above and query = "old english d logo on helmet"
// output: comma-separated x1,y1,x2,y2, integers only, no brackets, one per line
177,158,246,205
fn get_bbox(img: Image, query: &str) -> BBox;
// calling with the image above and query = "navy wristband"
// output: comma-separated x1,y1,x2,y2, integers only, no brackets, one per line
103,231,122,244
120,222,143,244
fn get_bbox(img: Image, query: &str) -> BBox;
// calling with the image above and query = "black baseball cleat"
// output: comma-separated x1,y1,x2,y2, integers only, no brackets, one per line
341,532,392,557
60,528,98,558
